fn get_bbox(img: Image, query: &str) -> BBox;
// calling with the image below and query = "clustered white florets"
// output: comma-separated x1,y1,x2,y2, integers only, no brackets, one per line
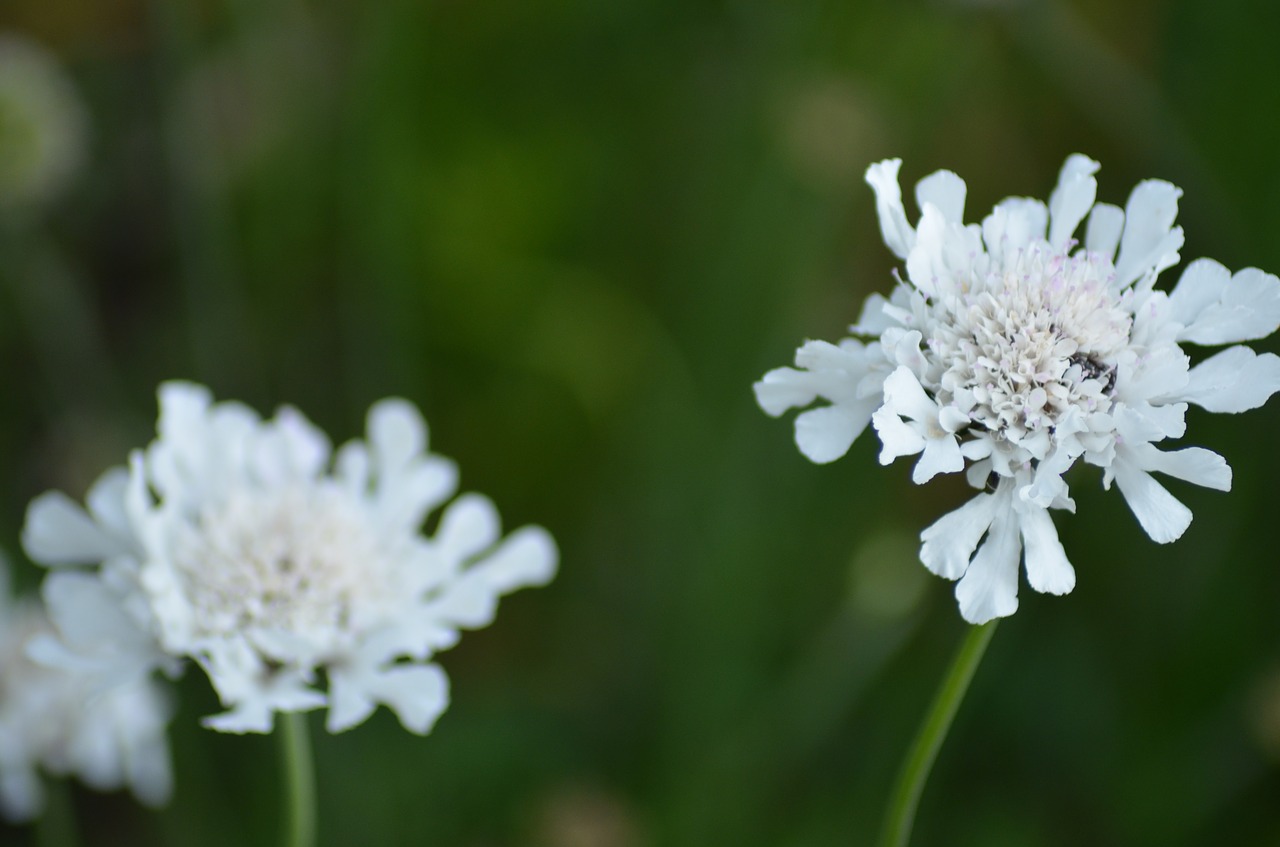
23,382,558,734
756,155,1280,624
0,561,171,821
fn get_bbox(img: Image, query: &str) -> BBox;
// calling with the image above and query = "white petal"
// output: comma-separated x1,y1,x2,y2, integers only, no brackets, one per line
1140,445,1231,492
274,408,330,472
120,718,173,808
23,491,129,565
25,631,96,673
754,339,874,417
370,664,449,735
434,494,502,564
1020,464,1069,510
865,158,915,259
794,338,868,374
335,441,370,492
326,665,378,732
152,387,254,506
376,455,459,531
981,198,1048,256
1171,346,1280,413
0,768,43,822
964,457,992,489
754,366,824,417
1084,202,1124,261
954,512,1021,624
86,468,133,540
1166,258,1229,329
1020,415,1082,509
466,525,558,594
202,703,277,734
1113,401,1186,445
41,573,150,663
915,169,966,225
424,574,499,631
1047,154,1099,248
201,668,325,734
794,400,877,464
255,407,330,483
871,407,925,465
937,404,969,433
1174,264,1280,345
880,366,936,423
851,292,893,335
1119,344,1190,406
1112,458,1192,544
369,398,428,475
905,205,949,298
1018,507,1075,595
913,435,964,484
156,381,214,443
881,328,926,374
1115,180,1183,286
429,526,556,633
919,490,1000,580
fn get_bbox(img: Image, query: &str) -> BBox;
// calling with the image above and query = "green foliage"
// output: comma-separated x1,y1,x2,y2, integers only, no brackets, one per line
1,0,1279,844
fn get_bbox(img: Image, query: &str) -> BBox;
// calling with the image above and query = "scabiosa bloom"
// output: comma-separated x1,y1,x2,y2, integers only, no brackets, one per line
0,561,171,821
755,156,1280,624
23,382,557,734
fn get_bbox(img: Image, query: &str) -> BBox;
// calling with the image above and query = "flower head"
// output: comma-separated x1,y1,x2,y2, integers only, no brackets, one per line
0,561,171,821
756,156,1280,623
24,382,558,733
0,34,87,212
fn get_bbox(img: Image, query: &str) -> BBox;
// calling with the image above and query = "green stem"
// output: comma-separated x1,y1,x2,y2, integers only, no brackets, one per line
280,711,317,847
877,620,998,847
34,777,78,847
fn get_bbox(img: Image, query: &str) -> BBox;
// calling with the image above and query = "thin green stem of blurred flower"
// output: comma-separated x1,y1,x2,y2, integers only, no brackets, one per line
877,621,998,847
34,778,78,847
280,711,317,847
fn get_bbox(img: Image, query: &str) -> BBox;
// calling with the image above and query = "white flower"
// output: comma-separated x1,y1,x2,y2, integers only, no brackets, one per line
23,382,558,734
755,155,1280,624
0,34,87,212
0,561,171,822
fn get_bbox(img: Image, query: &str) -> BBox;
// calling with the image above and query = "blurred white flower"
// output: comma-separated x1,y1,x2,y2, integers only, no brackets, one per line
756,155,1280,624
23,382,558,734
0,561,171,822
0,34,87,212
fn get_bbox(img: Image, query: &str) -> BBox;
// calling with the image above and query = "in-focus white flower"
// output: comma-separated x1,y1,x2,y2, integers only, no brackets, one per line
755,155,1280,624
0,34,87,212
23,382,558,734
0,560,171,822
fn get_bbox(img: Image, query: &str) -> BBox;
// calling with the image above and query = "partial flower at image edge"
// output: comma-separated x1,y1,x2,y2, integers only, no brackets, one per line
22,381,558,736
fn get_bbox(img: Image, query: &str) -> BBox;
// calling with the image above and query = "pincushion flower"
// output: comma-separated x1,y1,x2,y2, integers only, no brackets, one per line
0,562,171,821
755,155,1280,624
23,382,557,734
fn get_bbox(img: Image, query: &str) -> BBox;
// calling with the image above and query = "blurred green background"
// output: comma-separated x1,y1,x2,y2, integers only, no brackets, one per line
1,0,1279,845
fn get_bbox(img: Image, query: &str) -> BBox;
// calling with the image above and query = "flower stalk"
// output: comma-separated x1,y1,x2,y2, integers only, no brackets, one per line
878,620,997,847
33,778,78,847
280,711,316,847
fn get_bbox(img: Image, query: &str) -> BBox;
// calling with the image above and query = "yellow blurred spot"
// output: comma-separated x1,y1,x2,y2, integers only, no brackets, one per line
532,783,646,847
774,75,886,193
847,527,927,621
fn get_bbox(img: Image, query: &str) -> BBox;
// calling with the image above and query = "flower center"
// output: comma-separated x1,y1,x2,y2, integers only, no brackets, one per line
928,243,1130,442
165,484,385,651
